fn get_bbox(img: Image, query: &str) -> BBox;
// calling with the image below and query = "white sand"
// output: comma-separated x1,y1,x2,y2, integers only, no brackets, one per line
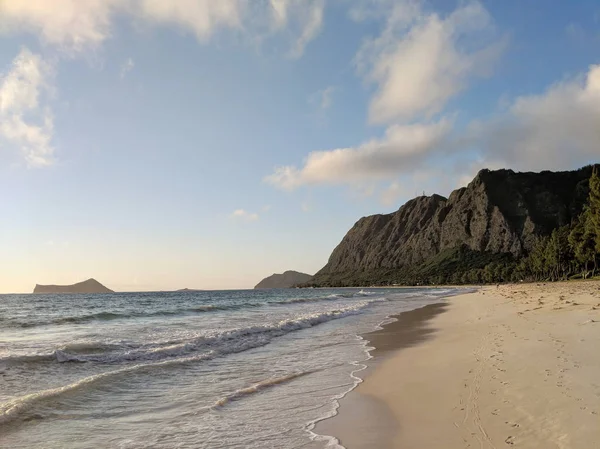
341,281,600,448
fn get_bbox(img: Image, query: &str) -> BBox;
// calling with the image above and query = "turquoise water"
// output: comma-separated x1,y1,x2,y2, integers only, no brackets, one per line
0,288,455,448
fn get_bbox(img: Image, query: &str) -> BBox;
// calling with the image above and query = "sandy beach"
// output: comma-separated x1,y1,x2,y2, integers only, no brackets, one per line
319,281,600,448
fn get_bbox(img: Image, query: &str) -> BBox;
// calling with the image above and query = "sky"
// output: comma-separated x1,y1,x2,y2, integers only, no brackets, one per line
0,0,599,293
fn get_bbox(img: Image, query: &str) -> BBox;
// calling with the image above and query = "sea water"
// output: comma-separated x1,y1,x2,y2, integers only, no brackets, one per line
0,288,456,448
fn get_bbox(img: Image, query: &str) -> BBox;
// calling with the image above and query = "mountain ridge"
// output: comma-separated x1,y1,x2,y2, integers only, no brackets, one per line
310,165,597,287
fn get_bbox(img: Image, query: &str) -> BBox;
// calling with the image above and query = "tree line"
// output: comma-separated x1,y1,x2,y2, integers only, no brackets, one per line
523,167,600,281
455,167,600,284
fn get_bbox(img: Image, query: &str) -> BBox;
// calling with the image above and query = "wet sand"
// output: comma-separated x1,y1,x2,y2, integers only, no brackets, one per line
319,281,600,448
315,302,449,448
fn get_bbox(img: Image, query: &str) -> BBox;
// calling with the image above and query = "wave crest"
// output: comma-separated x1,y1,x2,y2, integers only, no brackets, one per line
212,371,316,408
1,301,377,369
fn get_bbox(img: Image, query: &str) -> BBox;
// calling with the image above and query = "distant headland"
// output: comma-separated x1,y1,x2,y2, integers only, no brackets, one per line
33,278,114,294
254,271,313,289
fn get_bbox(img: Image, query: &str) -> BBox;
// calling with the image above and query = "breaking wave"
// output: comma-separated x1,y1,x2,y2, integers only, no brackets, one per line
212,371,316,408
1,300,375,366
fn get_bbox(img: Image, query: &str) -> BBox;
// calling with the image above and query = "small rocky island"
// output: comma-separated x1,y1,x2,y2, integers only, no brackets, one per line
33,278,114,294
254,271,313,289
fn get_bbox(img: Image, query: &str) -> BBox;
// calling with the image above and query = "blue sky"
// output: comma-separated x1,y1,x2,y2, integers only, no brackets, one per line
0,0,599,292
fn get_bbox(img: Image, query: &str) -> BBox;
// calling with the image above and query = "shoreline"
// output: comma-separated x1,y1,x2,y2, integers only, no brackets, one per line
315,301,451,448
318,281,600,448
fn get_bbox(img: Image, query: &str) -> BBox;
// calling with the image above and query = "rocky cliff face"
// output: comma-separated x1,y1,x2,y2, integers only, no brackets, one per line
33,278,114,294
312,166,595,284
254,271,313,289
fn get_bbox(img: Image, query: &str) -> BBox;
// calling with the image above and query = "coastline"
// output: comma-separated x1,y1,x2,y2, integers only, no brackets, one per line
318,281,600,448
314,301,450,448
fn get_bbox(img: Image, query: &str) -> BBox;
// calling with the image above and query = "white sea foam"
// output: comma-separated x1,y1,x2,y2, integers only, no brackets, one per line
0,302,379,426
50,301,379,364
212,371,316,408
305,334,373,449
0,352,214,425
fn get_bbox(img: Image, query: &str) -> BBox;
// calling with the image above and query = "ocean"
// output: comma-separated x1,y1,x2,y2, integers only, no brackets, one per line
0,288,456,448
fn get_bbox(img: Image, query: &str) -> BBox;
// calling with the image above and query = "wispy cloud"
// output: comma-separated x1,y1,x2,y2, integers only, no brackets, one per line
376,63,600,201
0,48,56,167
0,0,327,167
0,0,326,57
285,0,325,58
230,209,259,222
380,181,407,206
310,85,335,110
120,57,134,79
470,63,600,171
265,119,452,190
266,0,505,192
0,0,123,54
356,0,505,125
274,60,600,194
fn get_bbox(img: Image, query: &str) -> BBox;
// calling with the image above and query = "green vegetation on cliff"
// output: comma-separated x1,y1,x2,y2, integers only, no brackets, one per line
307,165,600,287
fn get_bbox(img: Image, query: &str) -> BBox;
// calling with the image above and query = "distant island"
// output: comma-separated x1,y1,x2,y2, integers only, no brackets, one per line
176,288,206,292
254,271,313,289
33,278,114,294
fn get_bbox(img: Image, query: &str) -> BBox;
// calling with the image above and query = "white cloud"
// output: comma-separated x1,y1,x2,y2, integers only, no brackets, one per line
265,1,506,194
0,0,325,57
136,0,242,41
262,204,272,212
472,64,600,171
0,0,124,53
269,63,600,196
0,1,325,169
265,119,451,190
357,0,504,124
376,64,600,198
311,85,335,110
267,0,325,58
231,209,259,222
120,57,134,78
380,181,407,206
0,48,55,166
286,0,324,58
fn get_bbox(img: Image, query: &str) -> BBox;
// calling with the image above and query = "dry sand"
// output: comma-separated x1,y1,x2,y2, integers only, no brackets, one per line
320,281,600,449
